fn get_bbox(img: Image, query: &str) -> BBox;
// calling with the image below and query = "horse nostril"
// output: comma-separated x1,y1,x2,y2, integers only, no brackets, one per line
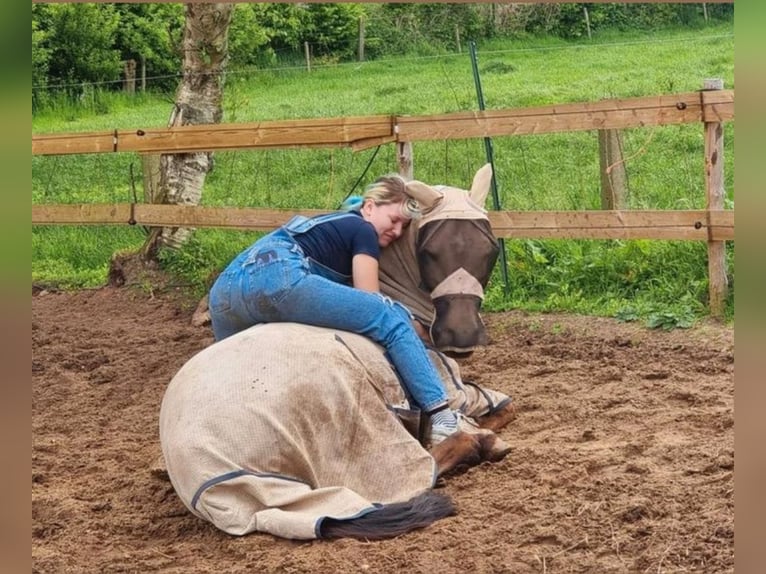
445,350,474,360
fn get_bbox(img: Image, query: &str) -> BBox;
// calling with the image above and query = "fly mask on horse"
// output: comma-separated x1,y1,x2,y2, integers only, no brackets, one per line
378,164,500,354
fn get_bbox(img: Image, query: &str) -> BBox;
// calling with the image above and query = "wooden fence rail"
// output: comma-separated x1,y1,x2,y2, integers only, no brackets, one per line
31,90,733,156
31,205,734,242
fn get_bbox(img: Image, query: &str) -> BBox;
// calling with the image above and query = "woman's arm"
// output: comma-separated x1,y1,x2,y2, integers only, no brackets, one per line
351,253,380,292
411,320,433,344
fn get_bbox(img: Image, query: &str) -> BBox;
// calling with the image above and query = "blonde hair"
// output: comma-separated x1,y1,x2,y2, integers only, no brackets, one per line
342,174,421,219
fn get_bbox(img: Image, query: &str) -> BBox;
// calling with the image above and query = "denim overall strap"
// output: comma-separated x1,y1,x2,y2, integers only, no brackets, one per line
283,211,360,236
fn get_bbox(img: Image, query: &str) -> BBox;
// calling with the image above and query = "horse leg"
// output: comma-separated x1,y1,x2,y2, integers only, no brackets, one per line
475,431,512,462
458,382,518,432
475,400,517,432
453,419,512,463
430,431,482,476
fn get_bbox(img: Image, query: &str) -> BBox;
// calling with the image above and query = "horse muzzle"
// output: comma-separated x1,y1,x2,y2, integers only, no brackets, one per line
430,294,488,356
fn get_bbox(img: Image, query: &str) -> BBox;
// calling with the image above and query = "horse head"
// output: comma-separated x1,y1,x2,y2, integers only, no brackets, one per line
379,164,500,356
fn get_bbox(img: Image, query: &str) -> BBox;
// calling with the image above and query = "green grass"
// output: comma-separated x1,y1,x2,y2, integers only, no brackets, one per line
32,23,735,325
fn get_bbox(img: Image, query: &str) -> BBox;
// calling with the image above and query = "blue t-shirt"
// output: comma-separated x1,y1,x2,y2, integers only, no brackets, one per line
293,212,380,277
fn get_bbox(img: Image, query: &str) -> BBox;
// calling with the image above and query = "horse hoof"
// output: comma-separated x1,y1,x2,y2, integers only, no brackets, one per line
477,433,512,463
476,400,517,432
430,431,482,476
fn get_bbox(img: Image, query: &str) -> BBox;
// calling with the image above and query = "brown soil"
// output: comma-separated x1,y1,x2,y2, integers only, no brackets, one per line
32,286,733,573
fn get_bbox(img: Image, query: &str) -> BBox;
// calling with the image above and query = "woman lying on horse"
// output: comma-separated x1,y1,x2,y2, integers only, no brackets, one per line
208,174,462,445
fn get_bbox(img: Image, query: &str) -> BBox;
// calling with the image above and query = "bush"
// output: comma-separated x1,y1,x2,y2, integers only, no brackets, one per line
45,4,123,96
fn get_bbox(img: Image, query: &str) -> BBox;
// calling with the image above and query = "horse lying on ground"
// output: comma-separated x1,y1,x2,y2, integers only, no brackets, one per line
159,164,517,540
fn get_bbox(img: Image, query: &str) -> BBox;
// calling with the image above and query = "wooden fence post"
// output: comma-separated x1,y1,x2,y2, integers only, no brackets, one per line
703,78,728,319
123,59,136,94
140,55,146,92
397,141,413,180
358,16,365,62
583,6,592,40
304,42,311,72
598,128,629,209
141,154,162,203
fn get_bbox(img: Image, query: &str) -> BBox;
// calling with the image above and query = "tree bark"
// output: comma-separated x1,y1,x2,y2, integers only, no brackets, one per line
141,3,234,259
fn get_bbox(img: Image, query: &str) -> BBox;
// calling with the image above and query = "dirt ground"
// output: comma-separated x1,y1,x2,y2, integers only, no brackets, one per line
32,285,733,573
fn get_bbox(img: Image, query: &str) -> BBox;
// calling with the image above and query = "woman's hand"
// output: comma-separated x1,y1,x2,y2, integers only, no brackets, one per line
412,320,433,345
352,254,431,345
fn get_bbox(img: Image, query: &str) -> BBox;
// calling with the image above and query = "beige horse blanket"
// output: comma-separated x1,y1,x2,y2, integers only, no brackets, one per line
160,322,508,539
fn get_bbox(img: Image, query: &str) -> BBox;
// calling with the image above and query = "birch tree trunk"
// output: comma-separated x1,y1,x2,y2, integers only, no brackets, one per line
141,2,234,259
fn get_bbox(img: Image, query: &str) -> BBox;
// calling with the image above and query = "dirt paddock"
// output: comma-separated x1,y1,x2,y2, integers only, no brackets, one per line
32,285,733,573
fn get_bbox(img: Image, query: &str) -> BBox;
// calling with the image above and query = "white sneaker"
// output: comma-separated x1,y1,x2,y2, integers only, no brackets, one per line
429,411,462,445
430,423,459,445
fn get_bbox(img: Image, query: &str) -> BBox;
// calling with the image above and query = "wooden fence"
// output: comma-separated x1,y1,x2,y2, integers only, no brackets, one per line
32,86,734,316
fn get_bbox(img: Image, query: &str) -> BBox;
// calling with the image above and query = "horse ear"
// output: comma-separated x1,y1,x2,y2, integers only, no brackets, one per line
469,163,493,207
405,180,443,211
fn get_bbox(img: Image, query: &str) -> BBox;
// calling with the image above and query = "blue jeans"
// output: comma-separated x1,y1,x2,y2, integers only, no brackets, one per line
209,228,450,412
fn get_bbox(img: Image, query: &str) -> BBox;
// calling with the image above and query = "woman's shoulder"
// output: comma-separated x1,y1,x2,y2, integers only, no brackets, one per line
333,211,368,230
332,213,377,243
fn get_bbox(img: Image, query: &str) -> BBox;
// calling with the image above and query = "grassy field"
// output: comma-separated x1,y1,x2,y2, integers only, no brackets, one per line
32,23,735,325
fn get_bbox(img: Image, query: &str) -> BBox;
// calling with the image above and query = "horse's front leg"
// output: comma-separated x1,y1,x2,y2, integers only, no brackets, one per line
475,401,517,432
429,431,482,476
457,381,518,432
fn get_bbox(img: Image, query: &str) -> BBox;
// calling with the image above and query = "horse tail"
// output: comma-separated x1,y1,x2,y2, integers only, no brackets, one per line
319,490,455,540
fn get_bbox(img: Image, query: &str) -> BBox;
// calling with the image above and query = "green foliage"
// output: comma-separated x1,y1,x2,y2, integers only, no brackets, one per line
482,237,733,327
30,3,734,101
646,309,695,331
32,15,51,111
492,3,730,40
227,4,274,68
614,307,639,323
248,3,306,57
113,3,185,92
157,235,220,291
302,3,365,59
32,258,107,291
32,226,144,289
363,3,480,57
44,4,123,93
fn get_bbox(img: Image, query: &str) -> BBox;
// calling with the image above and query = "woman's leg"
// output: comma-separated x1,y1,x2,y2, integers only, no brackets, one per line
217,239,460,441
271,273,450,413
209,231,301,341
209,251,256,341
